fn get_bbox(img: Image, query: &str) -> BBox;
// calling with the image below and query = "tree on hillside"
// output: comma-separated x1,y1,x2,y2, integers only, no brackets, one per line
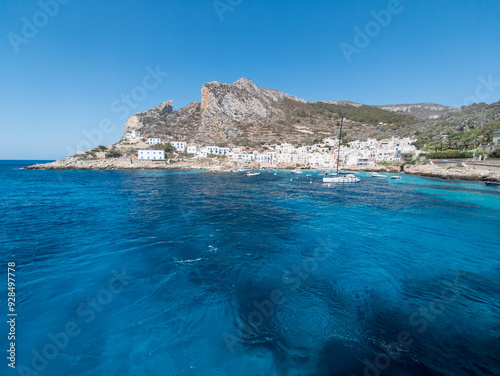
163,143,177,153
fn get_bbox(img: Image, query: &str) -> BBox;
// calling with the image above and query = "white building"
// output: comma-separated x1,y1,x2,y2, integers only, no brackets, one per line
323,138,338,146
125,131,141,140
171,141,186,152
494,130,500,144
148,138,162,145
187,145,197,154
138,150,165,160
229,151,255,162
205,146,219,155
196,150,208,158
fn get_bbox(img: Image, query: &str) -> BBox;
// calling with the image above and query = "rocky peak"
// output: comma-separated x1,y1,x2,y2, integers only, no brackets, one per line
138,100,173,119
234,77,260,92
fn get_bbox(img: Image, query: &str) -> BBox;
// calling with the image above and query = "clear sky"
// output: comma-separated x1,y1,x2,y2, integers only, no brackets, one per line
1,0,499,159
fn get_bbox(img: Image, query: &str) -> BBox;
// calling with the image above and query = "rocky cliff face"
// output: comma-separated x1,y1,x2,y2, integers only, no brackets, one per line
124,100,174,133
198,77,308,143
375,103,459,120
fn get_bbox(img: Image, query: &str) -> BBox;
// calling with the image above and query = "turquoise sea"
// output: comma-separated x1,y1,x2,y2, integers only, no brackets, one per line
1,160,499,376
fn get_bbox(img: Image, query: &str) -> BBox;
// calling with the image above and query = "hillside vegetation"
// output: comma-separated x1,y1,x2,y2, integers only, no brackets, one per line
313,102,420,126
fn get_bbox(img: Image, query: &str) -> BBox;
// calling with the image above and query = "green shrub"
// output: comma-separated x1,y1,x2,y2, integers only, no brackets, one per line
488,150,500,158
105,149,122,158
426,150,474,159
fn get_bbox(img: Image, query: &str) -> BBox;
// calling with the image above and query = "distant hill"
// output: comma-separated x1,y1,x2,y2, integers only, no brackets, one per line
391,101,500,146
374,103,459,120
312,102,419,126
118,78,495,148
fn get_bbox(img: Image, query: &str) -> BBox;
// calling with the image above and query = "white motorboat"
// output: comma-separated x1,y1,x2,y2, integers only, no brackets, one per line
246,171,260,176
291,169,303,174
370,172,386,177
390,175,402,179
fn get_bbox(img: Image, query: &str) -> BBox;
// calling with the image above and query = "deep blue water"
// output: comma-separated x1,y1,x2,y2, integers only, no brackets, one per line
1,160,499,376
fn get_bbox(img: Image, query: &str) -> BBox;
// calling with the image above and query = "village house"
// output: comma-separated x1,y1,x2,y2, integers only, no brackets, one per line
148,138,162,145
171,141,186,152
138,150,165,160
125,131,141,140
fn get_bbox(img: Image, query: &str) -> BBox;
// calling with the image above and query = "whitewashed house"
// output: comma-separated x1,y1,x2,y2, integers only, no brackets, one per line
196,150,208,158
187,145,197,154
217,147,230,155
138,150,165,160
125,131,141,140
255,153,270,162
493,130,500,144
148,138,162,145
205,146,219,155
171,141,186,152
322,138,337,146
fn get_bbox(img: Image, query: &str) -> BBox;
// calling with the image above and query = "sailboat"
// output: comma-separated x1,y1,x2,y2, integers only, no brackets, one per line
323,115,360,184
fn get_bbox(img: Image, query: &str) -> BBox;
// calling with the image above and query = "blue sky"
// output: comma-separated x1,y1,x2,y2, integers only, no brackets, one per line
1,0,499,159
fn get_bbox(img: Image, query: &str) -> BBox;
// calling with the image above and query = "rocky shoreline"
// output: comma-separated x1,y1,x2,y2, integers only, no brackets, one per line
403,162,500,182
23,158,229,172
24,158,500,182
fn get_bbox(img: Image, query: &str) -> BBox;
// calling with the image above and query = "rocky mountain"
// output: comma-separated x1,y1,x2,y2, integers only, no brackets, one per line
120,78,489,148
374,103,459,120
123,78,349,147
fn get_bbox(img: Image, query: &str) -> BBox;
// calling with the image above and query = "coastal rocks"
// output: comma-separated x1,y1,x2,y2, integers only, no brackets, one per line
404,163,500,181
349,165,401,173
24,157,228,171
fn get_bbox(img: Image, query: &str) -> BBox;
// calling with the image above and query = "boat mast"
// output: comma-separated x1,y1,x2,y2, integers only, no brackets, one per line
336,115,343,175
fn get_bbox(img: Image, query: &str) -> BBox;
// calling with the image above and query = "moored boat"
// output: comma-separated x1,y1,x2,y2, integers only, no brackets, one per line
485,181,500,186
322,115,361,184
323,173,360,183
